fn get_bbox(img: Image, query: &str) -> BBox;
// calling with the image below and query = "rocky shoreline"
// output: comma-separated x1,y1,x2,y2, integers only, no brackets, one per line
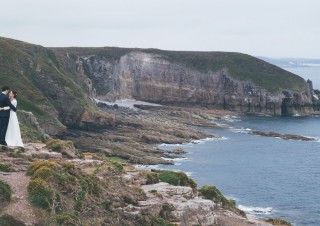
0,102,294,225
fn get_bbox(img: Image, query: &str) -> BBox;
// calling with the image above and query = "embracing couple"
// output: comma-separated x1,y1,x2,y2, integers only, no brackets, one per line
0,86,24,147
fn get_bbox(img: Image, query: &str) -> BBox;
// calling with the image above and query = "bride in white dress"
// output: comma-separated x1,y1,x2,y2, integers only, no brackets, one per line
1,91,24,147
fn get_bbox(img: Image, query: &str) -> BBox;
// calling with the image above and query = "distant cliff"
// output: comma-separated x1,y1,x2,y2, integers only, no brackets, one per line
56,48,316,116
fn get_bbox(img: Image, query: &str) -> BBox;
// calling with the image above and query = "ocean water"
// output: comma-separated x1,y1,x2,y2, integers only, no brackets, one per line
156,116,320,226
150,67,320,226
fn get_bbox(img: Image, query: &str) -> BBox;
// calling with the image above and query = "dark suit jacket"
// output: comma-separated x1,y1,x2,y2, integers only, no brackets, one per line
0,93,16,117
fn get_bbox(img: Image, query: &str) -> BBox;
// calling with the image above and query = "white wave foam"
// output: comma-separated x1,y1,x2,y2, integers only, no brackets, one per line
160,136,228,148
159,143,193,147
238,205,273,215
95,98,161,109
222,115,242,122
135,164,161,170
230,128,252,134
173,157,190,161
161,157,189,162
311,137,320,142
214,122,230,128
191,136,228,144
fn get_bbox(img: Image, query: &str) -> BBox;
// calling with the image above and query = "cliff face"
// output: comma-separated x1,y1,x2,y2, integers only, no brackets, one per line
75,51,314,116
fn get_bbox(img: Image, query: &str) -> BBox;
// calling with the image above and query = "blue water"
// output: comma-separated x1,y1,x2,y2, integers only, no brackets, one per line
151,67,320,226
157,116,320,226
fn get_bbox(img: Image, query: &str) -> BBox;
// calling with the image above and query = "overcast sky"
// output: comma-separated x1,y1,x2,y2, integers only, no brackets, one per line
0,0,319,58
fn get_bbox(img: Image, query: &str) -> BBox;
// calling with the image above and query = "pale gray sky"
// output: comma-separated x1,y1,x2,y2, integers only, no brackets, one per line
0,0,319,58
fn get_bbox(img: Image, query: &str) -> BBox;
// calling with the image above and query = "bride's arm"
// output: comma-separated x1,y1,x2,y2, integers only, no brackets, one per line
0,106,10,110
5,98,16,112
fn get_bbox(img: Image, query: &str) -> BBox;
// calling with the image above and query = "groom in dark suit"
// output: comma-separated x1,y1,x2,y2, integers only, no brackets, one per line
0,86,16,145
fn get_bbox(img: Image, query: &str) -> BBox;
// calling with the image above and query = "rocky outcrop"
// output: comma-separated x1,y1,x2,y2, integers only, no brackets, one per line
75,52,315,116
18,110,53,141
249,130,317,141
139,182,216,225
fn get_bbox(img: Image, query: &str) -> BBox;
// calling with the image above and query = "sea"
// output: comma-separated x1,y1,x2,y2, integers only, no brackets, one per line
139,66,320,226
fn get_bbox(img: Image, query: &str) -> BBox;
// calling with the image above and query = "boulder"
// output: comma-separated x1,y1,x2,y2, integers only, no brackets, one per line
139,182,216,225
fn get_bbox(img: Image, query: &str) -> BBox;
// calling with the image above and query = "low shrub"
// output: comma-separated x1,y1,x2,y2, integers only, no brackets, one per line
0,214,25,226
149,190,163,198
27,160,102,215
102,199,112,210
159,203,174,220
150,216,175,226
61,162,75,171
145,172,159,184
0,181,12,201
45,139,74,153
122,195,138,205
0,163,10,172
55,213,77,225
28,178,54,210
33,166,57,179
74,190,86,212
27,160,56,176
199,185,246,217
265,218,293,226
198,185,231,207
111,161,123,171
158,171,197,189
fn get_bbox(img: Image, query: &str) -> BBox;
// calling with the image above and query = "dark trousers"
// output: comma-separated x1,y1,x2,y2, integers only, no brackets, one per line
0,117,9,146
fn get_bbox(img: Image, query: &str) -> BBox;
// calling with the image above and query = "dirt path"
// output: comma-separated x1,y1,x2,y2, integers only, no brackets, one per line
0,172,36,225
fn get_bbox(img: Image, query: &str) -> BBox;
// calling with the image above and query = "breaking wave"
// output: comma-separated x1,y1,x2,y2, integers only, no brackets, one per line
238,205,273,215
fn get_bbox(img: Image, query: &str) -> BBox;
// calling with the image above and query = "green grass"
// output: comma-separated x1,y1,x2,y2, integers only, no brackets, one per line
55,213,78,225
122,195,138,205
150,216,175,226
0,164,10,172
199,185,232,206
27,160,101,212
0,214,25,226
265,218,293,226
199,185,246,217
102,199,112,210
0,181,12,202
145,171,160,185
28,178,54,210
158,171,197,189
45,139,74,153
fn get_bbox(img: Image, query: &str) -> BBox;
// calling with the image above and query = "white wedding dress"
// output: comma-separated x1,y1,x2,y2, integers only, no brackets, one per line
5,99,24,147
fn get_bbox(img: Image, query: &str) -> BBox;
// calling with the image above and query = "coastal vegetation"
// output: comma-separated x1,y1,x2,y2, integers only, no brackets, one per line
158,171,197,189
0,214,25,226
0,181,12,202
265,218,293,226
199,185,246,217
0,163,10,172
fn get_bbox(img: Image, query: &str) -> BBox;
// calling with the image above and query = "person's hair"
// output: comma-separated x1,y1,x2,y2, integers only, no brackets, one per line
2,86,10,92
11,91,18,98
